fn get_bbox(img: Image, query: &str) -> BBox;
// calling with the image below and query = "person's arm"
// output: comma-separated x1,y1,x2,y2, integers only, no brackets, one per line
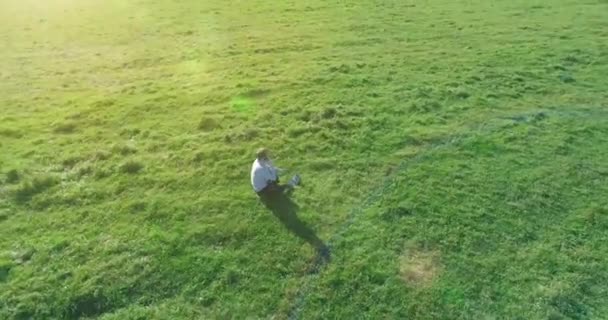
263,165,277,185
268,160,285,174
265,161,279,181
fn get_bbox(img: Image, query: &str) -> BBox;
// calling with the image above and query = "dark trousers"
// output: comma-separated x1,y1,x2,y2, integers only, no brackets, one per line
256,180,286,200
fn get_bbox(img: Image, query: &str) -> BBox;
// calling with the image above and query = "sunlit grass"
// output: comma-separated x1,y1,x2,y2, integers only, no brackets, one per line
1,0,608,319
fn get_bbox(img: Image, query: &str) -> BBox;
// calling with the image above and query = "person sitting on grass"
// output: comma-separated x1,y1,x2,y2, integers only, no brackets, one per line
252,148,328,260
251,148,300,198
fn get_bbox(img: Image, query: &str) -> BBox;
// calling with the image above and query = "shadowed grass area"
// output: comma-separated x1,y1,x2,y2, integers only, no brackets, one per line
1,0,608,319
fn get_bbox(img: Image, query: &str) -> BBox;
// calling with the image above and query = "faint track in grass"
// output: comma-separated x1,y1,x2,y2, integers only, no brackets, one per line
286,107,608,319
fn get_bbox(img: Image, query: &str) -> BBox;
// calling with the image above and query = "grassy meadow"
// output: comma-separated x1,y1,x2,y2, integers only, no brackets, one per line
1,0,608,319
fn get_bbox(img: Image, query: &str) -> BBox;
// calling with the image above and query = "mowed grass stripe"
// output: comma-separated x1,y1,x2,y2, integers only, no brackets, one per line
287,108,582,317
294,110,608,319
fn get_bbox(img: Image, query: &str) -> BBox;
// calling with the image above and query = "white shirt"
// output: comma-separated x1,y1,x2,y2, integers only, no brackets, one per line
251,158,278,192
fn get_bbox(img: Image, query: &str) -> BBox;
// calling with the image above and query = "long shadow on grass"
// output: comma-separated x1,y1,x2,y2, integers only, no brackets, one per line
260,192,331,271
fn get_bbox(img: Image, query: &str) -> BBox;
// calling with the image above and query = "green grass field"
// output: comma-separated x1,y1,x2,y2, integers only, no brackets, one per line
2,0,608,319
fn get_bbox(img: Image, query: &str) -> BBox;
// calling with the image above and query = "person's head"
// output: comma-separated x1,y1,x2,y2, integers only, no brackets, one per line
256,148,270,161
